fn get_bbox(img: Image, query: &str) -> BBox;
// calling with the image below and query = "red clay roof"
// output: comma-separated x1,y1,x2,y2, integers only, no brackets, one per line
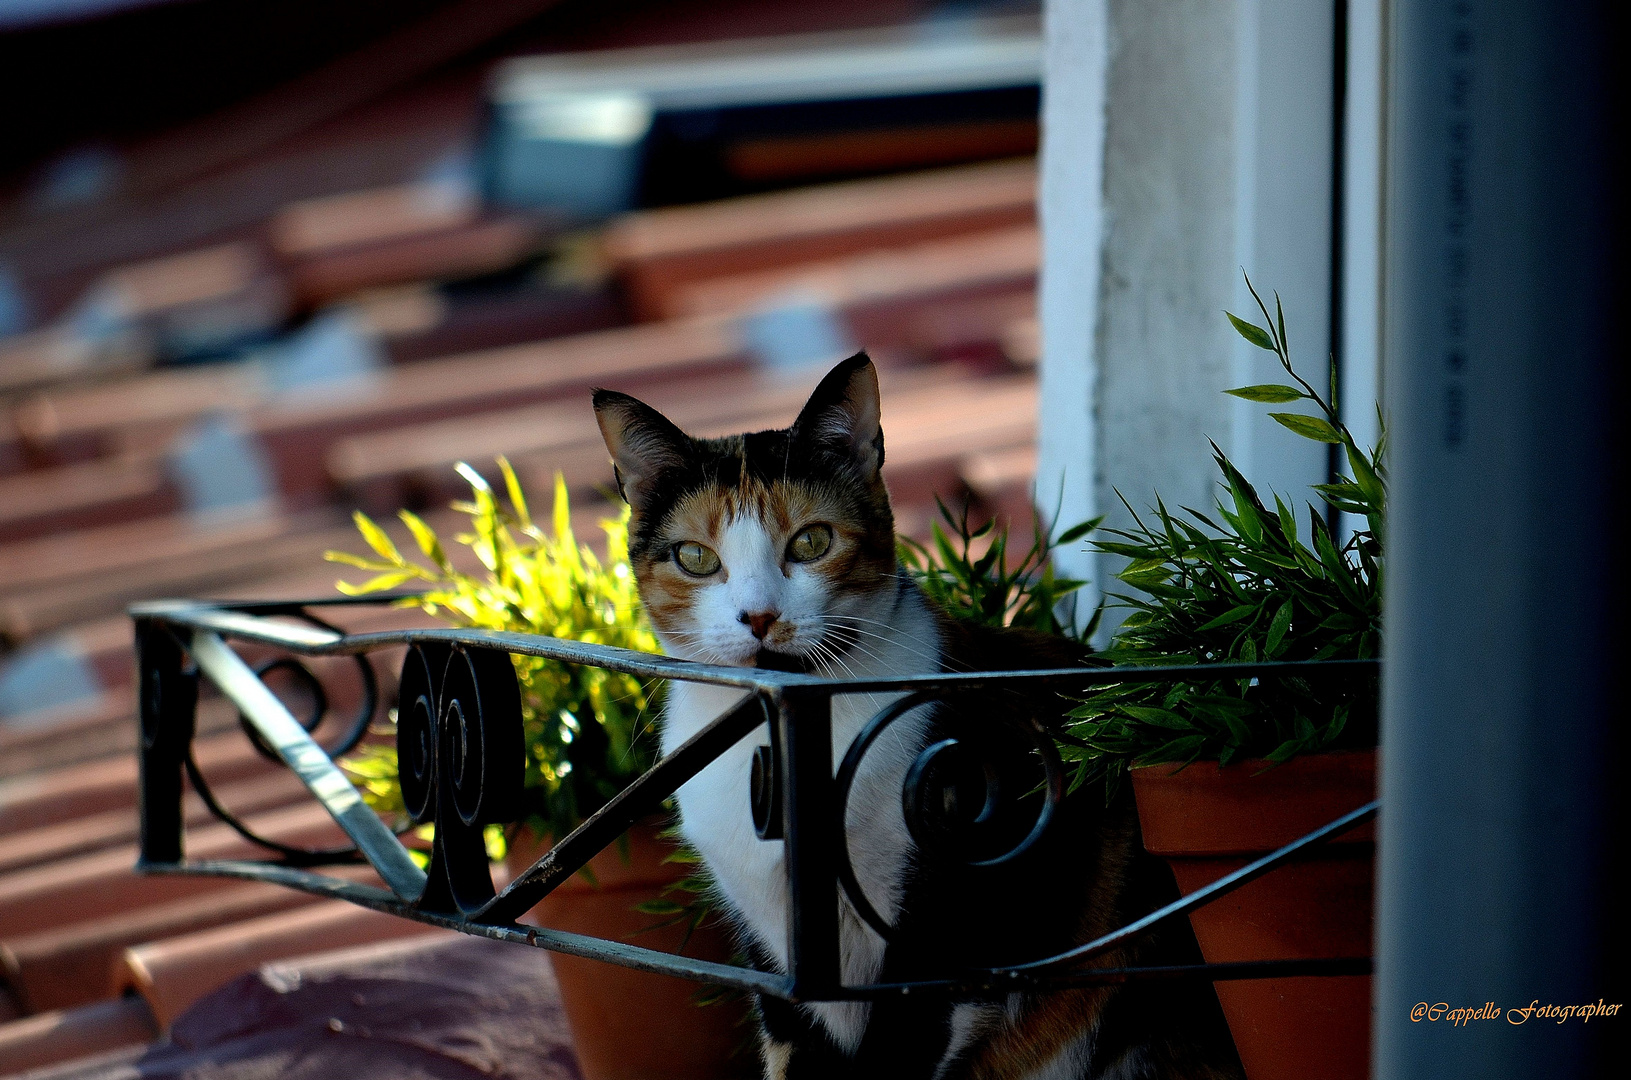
0,12,1041,1070
23,935,585,1079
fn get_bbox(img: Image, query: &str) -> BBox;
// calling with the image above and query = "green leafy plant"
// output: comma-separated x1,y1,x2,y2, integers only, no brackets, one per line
1063,278,1384,797
898,497,1099,639
629,826,719,949
326,459,661,843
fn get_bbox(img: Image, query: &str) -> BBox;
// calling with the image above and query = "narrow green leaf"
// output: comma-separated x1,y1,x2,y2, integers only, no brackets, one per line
1119,557,1167,576
931,522,962,575
1195,604,1257,633
337,569,420,595
1055,516,1101,546
1226,311,1276,351
1321,705,1350,747
633,900,687,916
1312,519,1365,608
1273,494,1301,553
324,550,396,571
454,461,492,493
971,541,1000,578
498,456,533,530
352,511,404,564
551,471,574,546
1265,599,1294,655
1228,477,1264,545
1344,442,1385,505
1224,384,1305,403
1265,739,1302,764
399,510,450,572
1117,705,1194,730
1094,540,1162,560
1118,568,1174,592
1268,412,1344,443
1143,734,1209,764
1312,483,1369,515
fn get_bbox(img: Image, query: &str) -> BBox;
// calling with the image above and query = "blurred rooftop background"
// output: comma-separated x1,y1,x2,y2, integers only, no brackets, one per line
1,0,1045,1072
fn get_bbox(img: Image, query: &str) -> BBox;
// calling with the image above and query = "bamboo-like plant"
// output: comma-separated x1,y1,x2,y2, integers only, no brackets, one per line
1062,278,1385,797
326,460,660,843
898,498,1098,638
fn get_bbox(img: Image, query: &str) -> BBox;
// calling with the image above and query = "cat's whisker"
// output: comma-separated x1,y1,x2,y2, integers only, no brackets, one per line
626,676,670,752
808,642,845,681
804,617,946,670
813,614,974,673
810,635,849,670
809,643,879,715
812,639,858,680
810,619,936,654
594,675,669,766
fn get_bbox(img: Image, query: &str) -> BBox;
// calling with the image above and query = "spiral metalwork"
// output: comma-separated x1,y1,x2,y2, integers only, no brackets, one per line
230,609,379,767
395,642,525,915
832,691,1066,941
396,641,447,825
188,613,380,864
234,657,327,761
439,646,524,827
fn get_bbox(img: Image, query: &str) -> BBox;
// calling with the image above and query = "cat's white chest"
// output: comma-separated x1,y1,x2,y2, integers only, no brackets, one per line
660,586,942,1053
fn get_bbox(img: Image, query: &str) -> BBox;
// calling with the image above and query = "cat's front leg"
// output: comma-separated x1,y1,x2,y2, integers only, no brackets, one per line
760,1038,792,1080
756,994,848,1079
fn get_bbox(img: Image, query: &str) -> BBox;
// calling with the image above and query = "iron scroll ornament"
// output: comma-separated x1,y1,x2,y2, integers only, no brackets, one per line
828,691,1067,942
183,615,381,864
396,642,525,914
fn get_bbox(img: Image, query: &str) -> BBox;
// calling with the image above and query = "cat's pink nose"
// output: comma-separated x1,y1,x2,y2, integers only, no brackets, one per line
740,610,780,639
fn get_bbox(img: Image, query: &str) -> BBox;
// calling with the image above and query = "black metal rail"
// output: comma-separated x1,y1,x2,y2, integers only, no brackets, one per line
130,595,1378,1003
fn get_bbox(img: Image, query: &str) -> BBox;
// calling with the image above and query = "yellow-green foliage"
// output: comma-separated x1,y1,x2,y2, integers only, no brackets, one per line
325,459,659,841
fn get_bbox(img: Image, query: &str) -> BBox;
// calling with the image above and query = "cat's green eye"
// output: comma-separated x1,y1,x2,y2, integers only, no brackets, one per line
674,541,721,576
787,524,833,563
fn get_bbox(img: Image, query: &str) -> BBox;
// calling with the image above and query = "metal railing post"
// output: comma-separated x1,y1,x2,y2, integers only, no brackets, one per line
135,618,194,865
777,688,841,999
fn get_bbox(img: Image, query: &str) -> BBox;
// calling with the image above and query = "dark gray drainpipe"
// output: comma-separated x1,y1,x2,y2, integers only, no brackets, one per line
1377,1,1618,1077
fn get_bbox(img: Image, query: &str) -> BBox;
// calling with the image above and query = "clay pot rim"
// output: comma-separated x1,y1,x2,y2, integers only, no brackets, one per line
1128,746,1377,779
1130,747,1377,856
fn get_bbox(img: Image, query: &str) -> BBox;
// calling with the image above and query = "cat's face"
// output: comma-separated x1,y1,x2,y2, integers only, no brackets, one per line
594,354,897,669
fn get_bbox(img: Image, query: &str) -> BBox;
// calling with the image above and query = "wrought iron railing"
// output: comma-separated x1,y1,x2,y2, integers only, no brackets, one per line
131,595,1377,1003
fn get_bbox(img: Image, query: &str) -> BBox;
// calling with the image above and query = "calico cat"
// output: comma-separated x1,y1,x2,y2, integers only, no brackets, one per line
593,354,1241,1080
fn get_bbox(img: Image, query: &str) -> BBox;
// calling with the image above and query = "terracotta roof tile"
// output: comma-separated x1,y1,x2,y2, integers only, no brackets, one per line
118,899,447,1028
0,997,158,1077
23,935,582,1080
0,802,344,937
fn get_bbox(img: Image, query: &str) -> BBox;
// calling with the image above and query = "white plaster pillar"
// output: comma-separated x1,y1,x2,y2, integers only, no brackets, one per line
1034,0,1109,616
1038,0,1355,631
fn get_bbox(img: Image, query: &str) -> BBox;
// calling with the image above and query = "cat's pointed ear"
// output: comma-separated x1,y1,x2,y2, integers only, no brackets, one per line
792,351,884,479
593,389,691,509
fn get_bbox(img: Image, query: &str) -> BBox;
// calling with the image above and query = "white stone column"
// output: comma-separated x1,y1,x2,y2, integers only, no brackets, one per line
1035,0,1109,615
1037,0,1349,632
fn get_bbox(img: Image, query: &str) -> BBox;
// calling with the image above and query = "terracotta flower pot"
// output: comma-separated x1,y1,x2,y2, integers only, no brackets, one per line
1130,749,1375,1080
504,820,754,1080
